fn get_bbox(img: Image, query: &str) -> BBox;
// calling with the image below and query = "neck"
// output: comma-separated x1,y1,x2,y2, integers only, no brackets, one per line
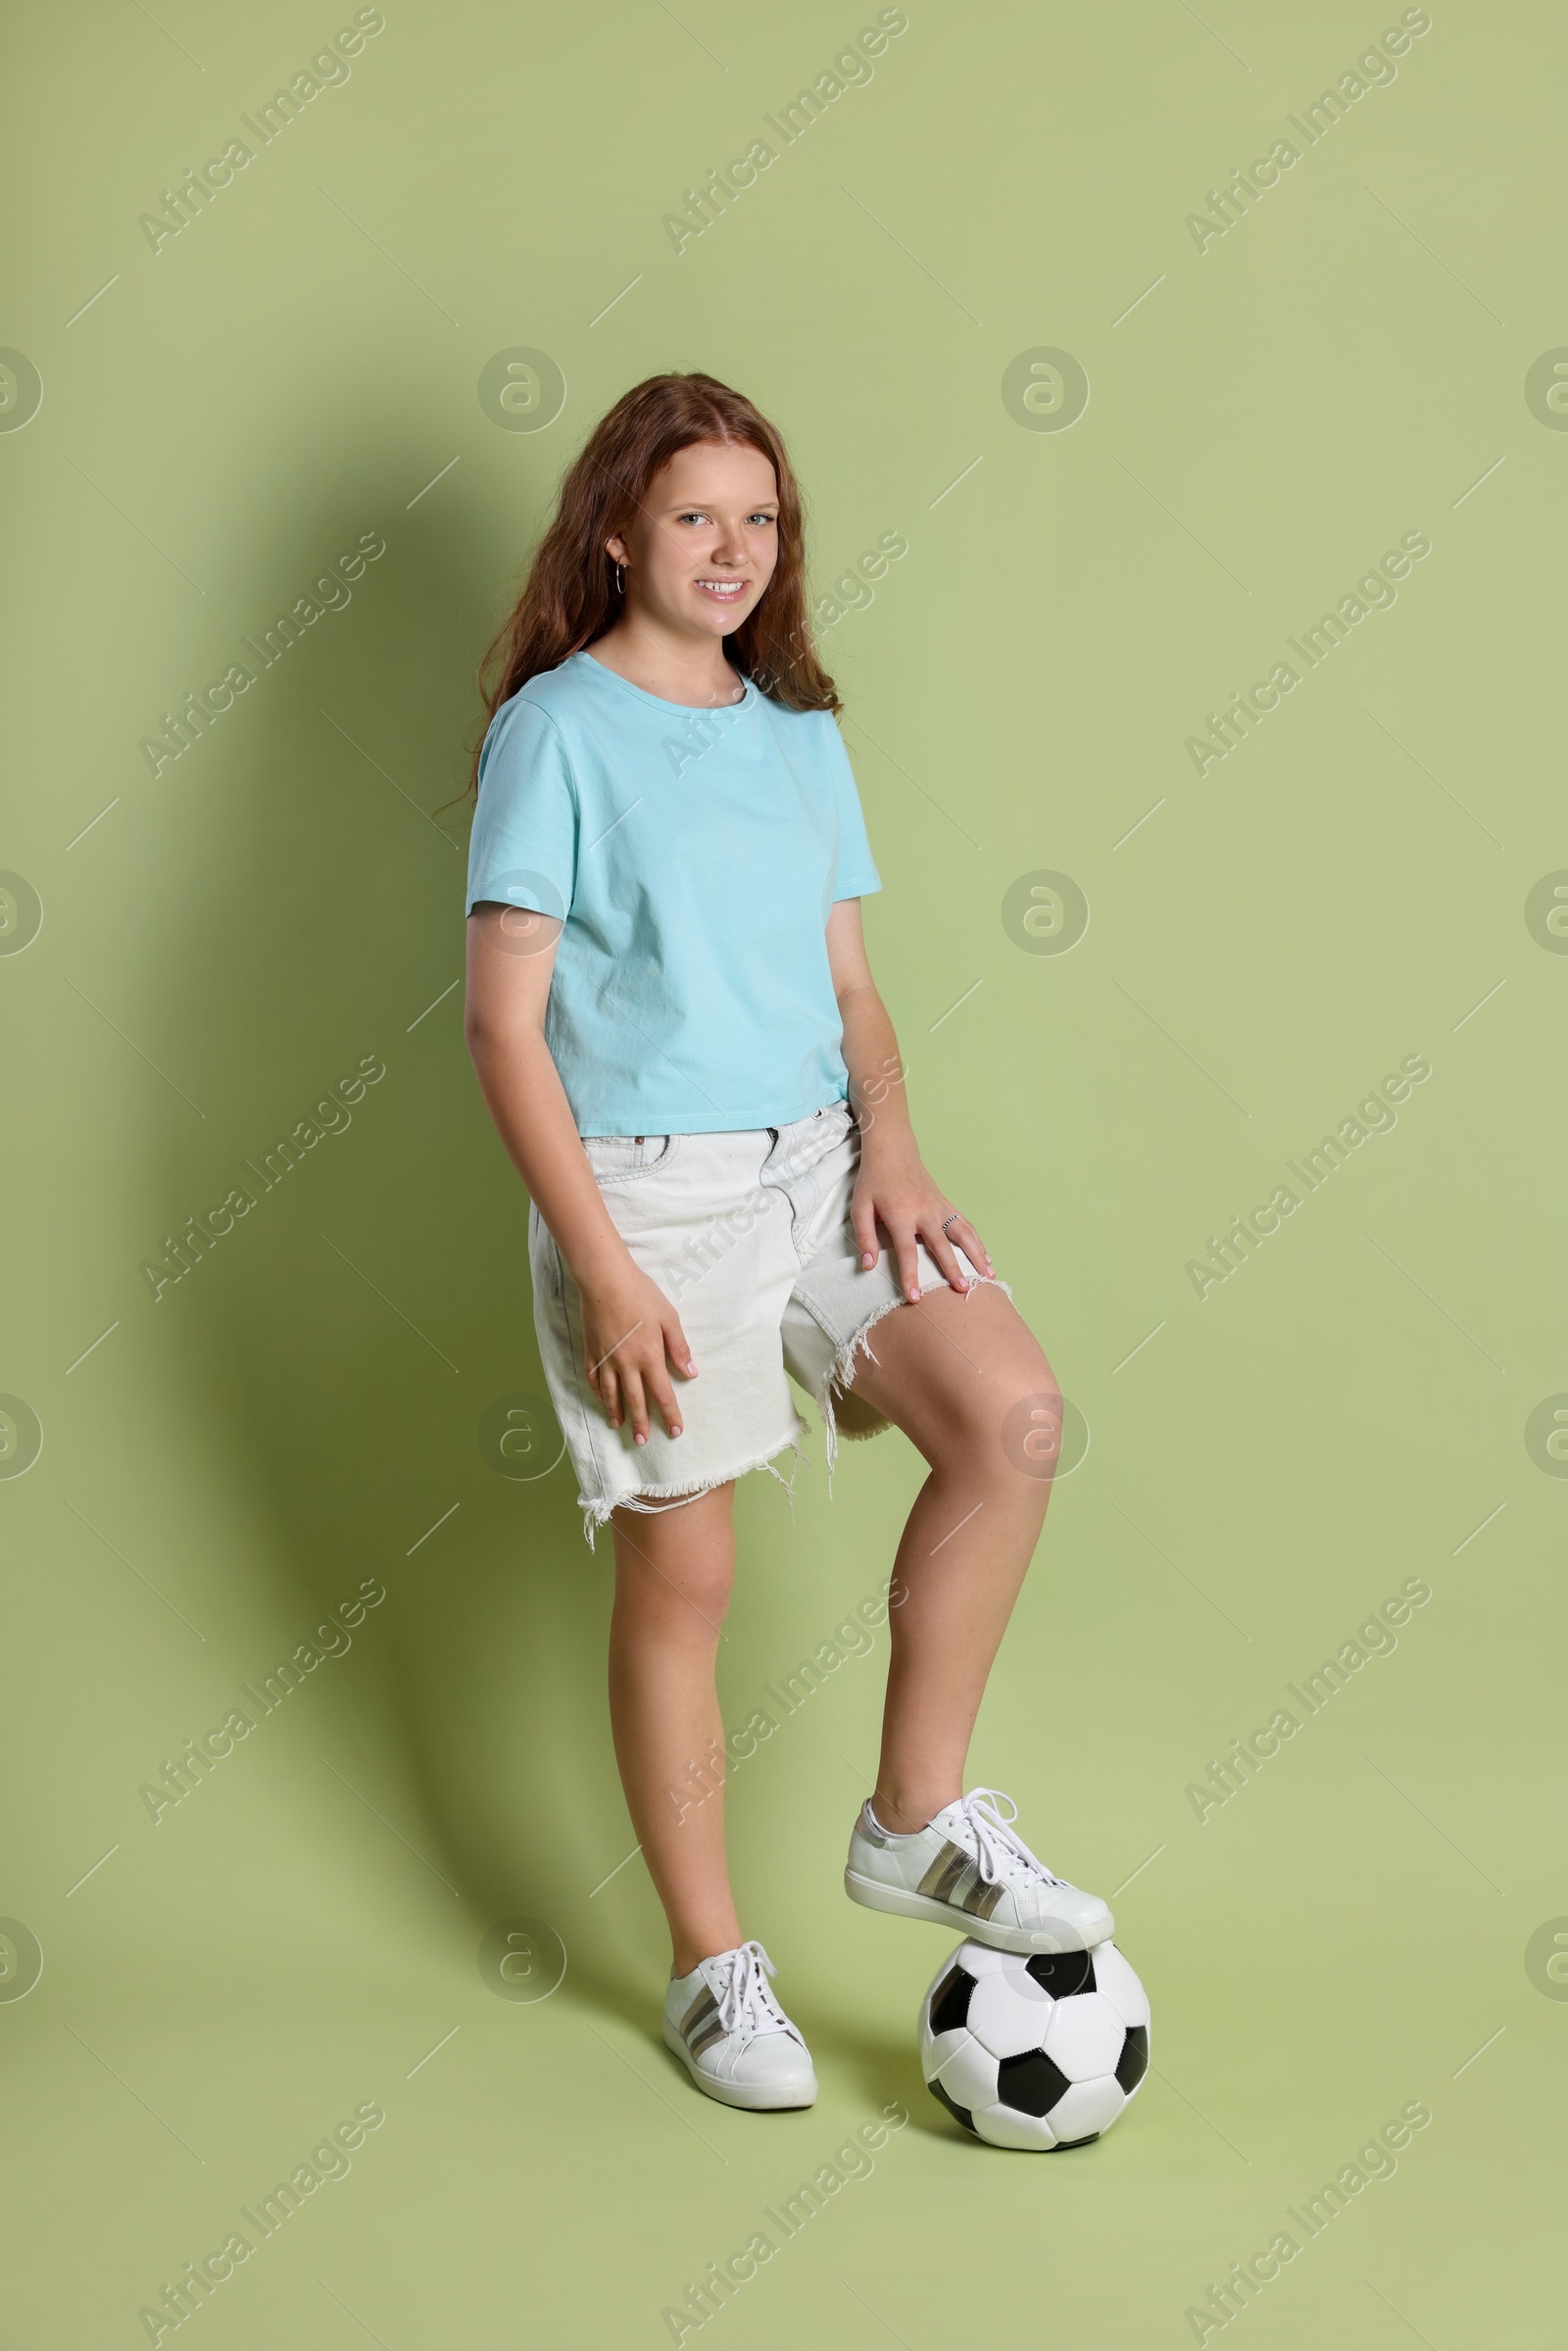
590,612,745,708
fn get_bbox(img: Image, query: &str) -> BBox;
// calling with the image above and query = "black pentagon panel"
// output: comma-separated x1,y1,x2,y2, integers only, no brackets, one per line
996,2048,1072,2118
1046,2131,1102,2151
927,1965,973,2038
1023,1948,1095,2001
1115,2024,1149,2093
928,2077,979,2135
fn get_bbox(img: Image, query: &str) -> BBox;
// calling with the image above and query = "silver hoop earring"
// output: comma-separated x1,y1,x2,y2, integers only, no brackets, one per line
614,562,624,597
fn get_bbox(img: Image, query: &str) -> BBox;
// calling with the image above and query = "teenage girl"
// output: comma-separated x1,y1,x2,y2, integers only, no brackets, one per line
464,373,1113,2110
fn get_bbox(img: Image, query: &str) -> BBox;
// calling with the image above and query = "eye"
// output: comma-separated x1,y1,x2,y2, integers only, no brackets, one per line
677,510,710,525
747,513,777,527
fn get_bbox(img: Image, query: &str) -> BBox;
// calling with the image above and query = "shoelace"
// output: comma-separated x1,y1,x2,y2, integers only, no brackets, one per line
954,1788,1066,1889
712,1939,791,2039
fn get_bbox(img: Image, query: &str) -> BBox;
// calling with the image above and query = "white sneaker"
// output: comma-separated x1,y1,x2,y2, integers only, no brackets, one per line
662,1939,817,2110
844,1787,1114,1955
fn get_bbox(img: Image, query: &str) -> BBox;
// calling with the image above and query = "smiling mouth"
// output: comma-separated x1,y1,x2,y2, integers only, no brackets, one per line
694,578,749,600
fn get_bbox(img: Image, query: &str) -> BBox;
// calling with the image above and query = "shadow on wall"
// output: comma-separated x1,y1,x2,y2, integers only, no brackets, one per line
144,433,662,2033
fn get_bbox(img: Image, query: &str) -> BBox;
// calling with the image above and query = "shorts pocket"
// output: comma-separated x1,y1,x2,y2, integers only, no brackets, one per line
582,1132,679,1186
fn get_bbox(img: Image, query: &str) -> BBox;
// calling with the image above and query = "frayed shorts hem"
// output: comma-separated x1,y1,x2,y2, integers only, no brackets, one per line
577,1425,808,1550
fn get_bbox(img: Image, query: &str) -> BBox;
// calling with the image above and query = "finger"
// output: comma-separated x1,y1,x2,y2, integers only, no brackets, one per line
598,1362,621,1428
663,1314,698,1380
949,1214,994,1278
647,1364,684,1440
618,1363,651,1446
922,1222,974,1296
889,1222,923,1305
852,1191,880,1272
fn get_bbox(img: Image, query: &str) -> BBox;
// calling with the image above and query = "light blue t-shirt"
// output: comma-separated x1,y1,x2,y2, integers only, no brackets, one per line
466,649,882,1136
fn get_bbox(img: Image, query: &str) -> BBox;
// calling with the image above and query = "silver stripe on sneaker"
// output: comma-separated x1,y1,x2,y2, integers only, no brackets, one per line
948,1862,982,1912
919,1842,973,1904
965,1874,1005,1921
680,1987,727,2059
916,1840,1007,1922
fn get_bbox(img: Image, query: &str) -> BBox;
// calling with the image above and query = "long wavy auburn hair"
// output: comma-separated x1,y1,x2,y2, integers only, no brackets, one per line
468,372,840,793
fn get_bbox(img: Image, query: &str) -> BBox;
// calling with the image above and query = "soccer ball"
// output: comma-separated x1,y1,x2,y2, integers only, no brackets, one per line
918,1938,1150,2150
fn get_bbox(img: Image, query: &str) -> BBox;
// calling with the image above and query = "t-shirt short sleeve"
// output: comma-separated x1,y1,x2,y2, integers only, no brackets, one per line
465,695,578,923
822,714,881,902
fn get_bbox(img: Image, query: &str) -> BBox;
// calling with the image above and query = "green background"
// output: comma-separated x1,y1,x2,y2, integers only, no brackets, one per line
3,0,1563,2342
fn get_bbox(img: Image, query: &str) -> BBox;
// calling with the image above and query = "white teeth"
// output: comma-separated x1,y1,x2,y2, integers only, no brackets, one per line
696,579,744,593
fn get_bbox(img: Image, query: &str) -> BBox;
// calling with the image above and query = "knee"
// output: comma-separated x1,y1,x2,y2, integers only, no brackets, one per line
675,1556,735,1635
999,1372,1063,1489
624,1549,735,1640
1008,1341,1060,1426
955,1355,1063,1489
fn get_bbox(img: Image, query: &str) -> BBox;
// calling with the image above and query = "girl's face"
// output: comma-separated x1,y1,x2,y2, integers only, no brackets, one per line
608,439,780,641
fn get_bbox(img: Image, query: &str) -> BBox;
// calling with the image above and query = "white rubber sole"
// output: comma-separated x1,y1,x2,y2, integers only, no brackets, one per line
843,1867,1114,1955
662,2020,817,2110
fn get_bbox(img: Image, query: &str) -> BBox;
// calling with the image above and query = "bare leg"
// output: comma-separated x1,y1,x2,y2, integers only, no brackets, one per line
607,1484,744,1977
845,1283,1061,1833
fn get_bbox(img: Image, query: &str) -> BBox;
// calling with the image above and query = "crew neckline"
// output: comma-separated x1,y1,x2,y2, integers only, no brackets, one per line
575,647,756,717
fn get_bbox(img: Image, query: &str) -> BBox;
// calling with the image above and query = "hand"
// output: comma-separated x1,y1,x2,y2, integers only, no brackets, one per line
577,1261,696,1445
850,1131,994,1304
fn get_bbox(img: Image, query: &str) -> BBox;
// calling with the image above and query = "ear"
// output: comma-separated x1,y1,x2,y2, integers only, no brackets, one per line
605,533,627,564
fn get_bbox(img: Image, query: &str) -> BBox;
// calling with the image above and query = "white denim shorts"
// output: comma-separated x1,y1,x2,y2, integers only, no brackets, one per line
528,1101,996,1543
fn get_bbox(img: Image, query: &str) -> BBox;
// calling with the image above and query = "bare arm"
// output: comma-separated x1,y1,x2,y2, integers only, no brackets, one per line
825,898,994,1303
465,904,695,1444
